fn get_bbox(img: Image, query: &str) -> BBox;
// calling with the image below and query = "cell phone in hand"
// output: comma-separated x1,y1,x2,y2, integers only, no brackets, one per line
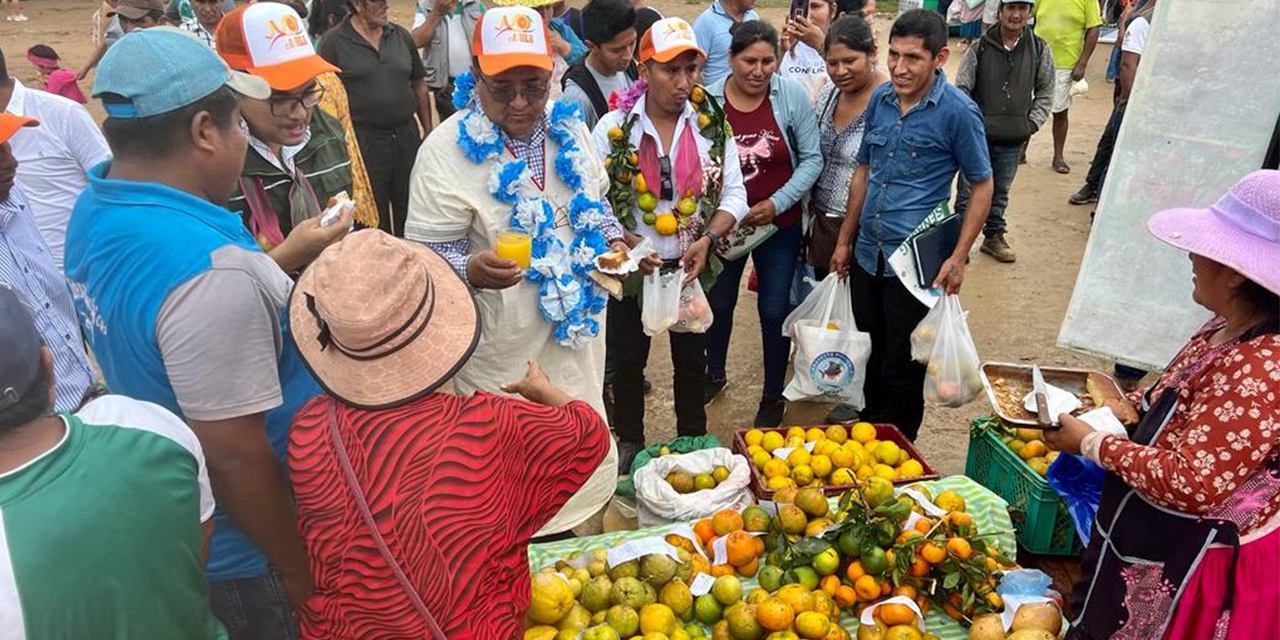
789,0,809,22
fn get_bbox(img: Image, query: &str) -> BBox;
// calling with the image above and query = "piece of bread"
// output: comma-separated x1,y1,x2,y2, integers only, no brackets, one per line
597,249,628,270
327,191,350,208
1088,372,1138,425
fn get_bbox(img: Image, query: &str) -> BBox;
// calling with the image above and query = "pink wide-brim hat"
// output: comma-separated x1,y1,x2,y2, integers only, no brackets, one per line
1148,169,1280,296
290,230,480,409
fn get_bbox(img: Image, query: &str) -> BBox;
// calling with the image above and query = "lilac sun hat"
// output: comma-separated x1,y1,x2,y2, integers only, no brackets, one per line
1147,169,1280,296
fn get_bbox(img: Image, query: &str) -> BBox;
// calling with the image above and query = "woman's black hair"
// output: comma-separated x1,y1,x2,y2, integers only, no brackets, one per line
728,20,779,57
824,14,875,55
27,44,59,62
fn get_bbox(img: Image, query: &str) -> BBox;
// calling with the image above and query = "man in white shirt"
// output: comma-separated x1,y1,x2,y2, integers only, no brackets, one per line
0,48,111,270
592,17,747,468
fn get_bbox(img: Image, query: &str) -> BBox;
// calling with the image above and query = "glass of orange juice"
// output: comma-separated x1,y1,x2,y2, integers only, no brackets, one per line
495,228,532,269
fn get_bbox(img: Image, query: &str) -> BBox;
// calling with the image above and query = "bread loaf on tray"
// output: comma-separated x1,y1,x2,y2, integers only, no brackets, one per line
1087,372,1139,425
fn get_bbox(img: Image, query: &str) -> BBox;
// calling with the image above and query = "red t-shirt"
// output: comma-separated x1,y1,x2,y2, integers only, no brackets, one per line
288,392,611,640
724,96,801,227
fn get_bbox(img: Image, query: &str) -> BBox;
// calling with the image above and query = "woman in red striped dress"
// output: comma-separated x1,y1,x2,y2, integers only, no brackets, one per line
286,230,611,640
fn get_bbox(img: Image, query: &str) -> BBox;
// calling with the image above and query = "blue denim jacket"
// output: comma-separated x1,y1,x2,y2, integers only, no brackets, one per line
855,70,991,275
549,18,587,66
707,74,822,215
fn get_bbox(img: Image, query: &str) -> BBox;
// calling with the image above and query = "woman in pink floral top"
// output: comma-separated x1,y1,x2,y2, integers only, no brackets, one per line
1047,170,1280,640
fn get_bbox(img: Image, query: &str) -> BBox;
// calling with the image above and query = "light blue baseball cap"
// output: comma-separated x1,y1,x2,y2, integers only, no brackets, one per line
93,26,270,119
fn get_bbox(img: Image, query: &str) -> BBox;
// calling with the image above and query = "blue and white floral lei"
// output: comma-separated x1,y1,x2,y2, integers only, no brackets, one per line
452,71,610,350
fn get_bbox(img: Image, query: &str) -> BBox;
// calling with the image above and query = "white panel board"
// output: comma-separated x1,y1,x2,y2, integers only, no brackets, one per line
1058,0,1280,369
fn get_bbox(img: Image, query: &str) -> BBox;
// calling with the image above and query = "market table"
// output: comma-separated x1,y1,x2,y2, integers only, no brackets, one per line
529,476,1015,640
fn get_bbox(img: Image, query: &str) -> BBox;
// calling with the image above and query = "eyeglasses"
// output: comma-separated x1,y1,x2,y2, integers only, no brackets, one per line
477,73,550,105
267,87,327,116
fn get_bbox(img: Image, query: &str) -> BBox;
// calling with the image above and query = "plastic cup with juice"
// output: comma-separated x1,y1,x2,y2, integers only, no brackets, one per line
495,229,532,269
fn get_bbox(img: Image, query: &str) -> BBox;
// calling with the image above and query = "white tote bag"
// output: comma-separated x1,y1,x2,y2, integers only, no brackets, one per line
782,274,872,407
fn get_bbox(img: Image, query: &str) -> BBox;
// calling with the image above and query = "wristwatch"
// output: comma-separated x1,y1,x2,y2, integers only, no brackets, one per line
702,229,721,246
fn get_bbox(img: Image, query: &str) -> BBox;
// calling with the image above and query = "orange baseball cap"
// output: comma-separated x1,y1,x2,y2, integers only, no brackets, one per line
0,112,38,145
471,6,553,76
216,2,338,91
638,17,705,64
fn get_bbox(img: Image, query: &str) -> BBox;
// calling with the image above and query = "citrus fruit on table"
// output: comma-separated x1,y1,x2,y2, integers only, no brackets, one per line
851,422,877,444
873,441,901,465
825,425,848,443
897,460,924,478
763,458,790,479
745,429,765,447
861,476,894,507
877,603,916,626
755,597,795,631
786,448,811,468
713,509,745,535
810,454,833,478
811,547,840,576
762,431,786,452
860,547,889,576
934,490,966,513
830,468,855,485
794,612,830,640
884,625,922,640
792,566,820,590
640,603,678,635
654,213,678,236
529,572,576,624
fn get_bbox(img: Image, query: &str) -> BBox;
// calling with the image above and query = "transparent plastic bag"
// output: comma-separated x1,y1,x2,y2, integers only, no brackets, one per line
671,279,714,333
922,294,983,407
782,274,871,406
642,267,684,336
910,298,946,364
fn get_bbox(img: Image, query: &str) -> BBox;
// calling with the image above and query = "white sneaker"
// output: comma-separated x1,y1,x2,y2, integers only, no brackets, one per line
15,14,28,21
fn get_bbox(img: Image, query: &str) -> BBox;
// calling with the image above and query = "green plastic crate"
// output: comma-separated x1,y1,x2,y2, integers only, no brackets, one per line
965,418,1080,556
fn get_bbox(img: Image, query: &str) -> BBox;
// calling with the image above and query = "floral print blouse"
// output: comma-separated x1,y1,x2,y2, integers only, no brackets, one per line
1084,318,1280,538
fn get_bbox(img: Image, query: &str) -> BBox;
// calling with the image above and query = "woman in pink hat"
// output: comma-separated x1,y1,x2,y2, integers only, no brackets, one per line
1046,170,1280,640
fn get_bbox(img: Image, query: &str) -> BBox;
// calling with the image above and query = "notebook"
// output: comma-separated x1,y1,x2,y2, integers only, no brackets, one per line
911,214,961,289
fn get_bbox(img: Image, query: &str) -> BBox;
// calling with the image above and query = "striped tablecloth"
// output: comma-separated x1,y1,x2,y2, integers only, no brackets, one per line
528,476,1015,640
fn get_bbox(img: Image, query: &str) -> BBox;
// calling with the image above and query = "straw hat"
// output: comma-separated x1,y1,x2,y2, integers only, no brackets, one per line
290,230,480,409
1148,169,1280,296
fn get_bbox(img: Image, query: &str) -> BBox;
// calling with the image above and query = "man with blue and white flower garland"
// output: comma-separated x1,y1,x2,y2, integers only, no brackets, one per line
404,5,621,537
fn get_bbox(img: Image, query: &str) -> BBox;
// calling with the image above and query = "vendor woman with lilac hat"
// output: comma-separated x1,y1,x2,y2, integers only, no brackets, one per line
1045,170,1280,640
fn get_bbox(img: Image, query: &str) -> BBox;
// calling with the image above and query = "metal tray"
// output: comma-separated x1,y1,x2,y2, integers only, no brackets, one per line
979,362,1124,427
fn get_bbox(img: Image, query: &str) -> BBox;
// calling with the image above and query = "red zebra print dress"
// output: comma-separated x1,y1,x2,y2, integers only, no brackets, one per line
288,392,611,640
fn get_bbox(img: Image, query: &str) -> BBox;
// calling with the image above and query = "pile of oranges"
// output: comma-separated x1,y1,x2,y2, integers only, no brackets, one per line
671,507,773,579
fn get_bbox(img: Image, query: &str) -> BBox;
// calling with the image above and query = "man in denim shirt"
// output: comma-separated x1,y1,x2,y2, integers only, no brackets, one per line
830,9,992,439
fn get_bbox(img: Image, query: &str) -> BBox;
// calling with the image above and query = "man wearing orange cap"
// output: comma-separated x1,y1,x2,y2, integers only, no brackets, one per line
218,2,356,273
592,17,748,465
405,5,620,536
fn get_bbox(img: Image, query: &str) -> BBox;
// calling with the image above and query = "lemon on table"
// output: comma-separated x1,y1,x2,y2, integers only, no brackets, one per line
767,475,796,490
761,431,785,452
751,450,771,469
786,427,806,440
786,448,811,468
898,460,925,478
830,447,855,469
851,422,876,444
763,458,791,479
825,425,848,443
810,455,832,478
873,464,898,481
856,465,873,481
873,441,901,465
744,429,765,447
805,427,826,442
830,468,855,485
791,464,814,486
785,435,806,449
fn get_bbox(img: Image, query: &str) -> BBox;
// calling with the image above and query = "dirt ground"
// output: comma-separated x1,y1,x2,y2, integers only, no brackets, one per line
2,0,1117,476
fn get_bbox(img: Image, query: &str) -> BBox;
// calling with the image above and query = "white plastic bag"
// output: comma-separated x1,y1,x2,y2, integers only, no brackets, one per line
922,294,984,408
910,299,946,364
642,267,684,336
671,279,714,333
633,448,754,527
781,274,872,407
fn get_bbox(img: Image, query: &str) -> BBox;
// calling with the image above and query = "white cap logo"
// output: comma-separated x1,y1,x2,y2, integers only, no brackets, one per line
479,7,548,57
247,4,315,65
652,18,697,55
